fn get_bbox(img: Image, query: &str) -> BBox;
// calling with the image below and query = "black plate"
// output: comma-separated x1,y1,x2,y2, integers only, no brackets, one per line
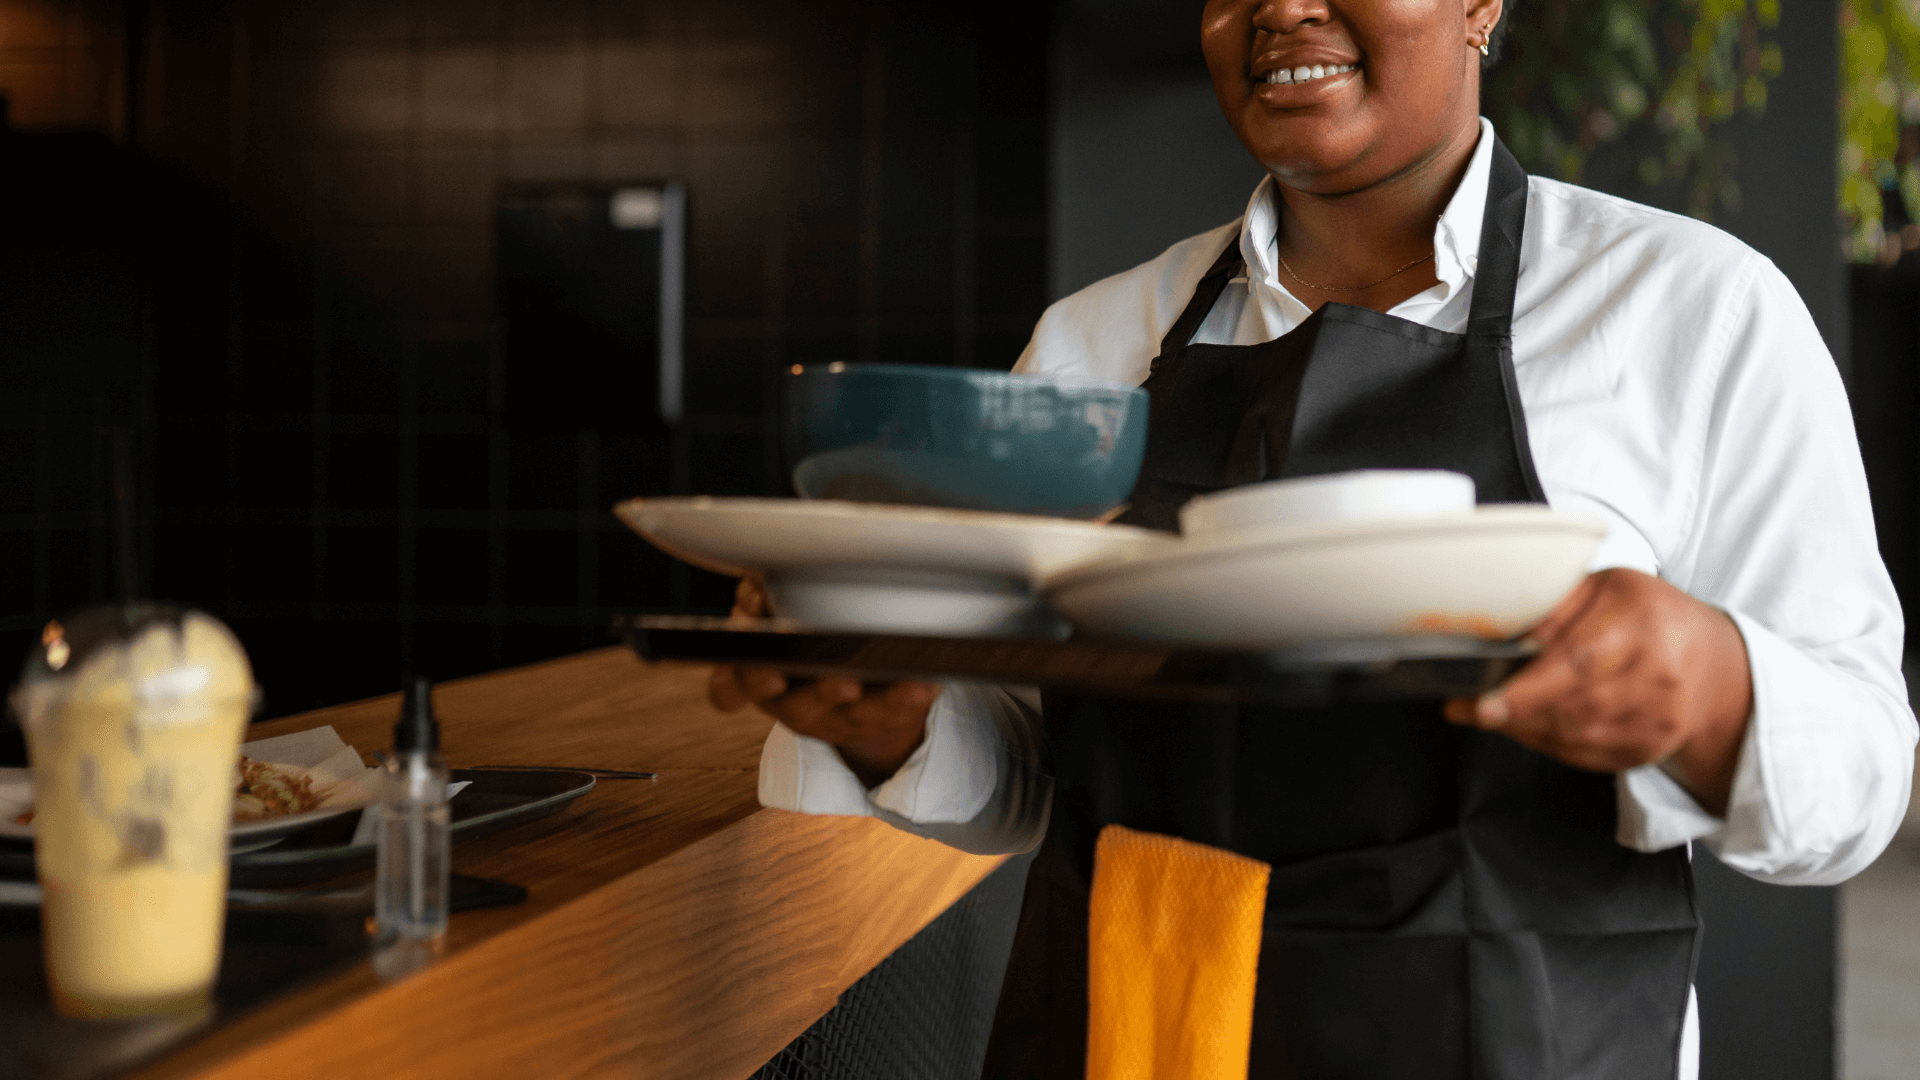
0,769,596,888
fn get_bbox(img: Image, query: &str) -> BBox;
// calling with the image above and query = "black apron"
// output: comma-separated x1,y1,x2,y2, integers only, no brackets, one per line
983,140,1698,1080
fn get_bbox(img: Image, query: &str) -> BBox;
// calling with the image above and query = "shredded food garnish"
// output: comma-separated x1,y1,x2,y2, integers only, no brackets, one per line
12,757,334,822
232,757,326,821
13,758,331,828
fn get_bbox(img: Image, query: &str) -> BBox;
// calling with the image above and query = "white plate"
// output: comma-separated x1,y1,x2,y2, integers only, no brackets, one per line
615,497,1169,579
0,786,361,845
614,497,1172,636
1179,469,1475,537
0,725,381,846
1043,506,1605,649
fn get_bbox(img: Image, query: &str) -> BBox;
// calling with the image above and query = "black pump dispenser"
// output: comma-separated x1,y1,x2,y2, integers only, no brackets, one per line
394,675,440,752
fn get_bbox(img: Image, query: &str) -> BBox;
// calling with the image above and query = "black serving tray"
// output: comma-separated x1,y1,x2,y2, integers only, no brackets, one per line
0,768,596,888
620,615,1537,706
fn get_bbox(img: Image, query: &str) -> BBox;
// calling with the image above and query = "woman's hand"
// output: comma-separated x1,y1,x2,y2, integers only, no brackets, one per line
1443,568,1754,815
707,577,938,788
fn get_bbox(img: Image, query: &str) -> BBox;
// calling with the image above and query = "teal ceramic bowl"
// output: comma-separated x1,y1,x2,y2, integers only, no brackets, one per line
781,364,1148,519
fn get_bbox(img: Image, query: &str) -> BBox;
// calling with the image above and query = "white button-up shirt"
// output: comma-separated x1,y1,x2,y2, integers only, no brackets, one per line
756,120,1917,1072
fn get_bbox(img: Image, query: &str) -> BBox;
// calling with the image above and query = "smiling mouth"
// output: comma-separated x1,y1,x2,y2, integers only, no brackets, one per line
1262,63,1359,86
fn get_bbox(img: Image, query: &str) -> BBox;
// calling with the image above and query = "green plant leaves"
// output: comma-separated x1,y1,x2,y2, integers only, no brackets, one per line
1840,0,1920,261
1483,0,1782,221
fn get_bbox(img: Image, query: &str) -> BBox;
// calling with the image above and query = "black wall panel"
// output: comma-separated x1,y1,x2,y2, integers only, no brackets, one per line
0,0,1056,734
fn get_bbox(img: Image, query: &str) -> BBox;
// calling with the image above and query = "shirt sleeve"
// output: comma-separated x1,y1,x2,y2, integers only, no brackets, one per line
1613,254,1917,885
757,682,1050,856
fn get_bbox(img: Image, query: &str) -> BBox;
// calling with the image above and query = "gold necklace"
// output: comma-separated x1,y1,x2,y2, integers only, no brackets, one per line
1276,249,1435,293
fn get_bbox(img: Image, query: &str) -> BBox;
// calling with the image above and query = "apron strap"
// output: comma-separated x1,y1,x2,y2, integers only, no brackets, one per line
1466,136,1548,503
1156,238,1245,359
1466,139,1530,340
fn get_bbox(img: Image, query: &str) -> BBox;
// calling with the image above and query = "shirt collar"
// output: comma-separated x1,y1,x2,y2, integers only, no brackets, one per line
1240,116,1496,309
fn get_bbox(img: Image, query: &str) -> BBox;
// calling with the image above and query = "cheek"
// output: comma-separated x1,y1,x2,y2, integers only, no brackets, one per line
1200,6,1252,87
1366,0,1466,39
1356,0,1469,91
1357,44,1470,142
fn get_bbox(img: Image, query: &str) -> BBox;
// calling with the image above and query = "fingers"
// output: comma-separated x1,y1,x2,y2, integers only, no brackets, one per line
844,681,939,727
772,677,865,735
1501,614,1641,725
1473,646,1579,751
709,665,748,711
827,681,939,784
707,664,788,712
708,658,937,738
1524,569,1605,646
729,576,769,621
1447,569,1690,773
759,677,937,745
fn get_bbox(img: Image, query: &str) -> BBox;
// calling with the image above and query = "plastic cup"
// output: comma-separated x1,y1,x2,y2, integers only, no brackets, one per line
13,608,255,1018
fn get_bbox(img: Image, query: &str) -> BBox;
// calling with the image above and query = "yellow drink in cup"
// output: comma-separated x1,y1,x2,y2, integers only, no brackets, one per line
13,608,255,1019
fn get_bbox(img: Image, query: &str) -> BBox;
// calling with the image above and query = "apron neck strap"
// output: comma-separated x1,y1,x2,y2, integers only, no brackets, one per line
1465,138,1530,339
1157,239,1245,357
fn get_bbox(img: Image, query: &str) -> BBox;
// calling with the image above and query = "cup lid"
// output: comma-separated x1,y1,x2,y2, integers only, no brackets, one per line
13,605,256,721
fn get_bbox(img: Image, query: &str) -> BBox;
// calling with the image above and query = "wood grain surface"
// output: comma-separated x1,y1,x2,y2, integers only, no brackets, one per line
125,648,1006,1080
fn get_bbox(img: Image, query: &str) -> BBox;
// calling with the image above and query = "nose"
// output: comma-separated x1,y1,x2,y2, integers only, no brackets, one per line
1251,0,1333,34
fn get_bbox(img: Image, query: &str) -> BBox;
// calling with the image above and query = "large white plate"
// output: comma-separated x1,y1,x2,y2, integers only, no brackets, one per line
614,497,1174,636
614,497,1170,581
1042,506,1605,649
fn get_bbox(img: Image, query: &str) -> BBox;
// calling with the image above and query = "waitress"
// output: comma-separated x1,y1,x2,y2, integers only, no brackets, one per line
720,0,1918,1076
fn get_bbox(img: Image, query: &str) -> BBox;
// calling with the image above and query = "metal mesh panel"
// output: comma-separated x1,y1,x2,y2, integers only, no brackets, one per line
750,849,1035,1080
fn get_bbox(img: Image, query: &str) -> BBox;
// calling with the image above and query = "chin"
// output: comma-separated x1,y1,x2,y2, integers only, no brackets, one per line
1239,120,1381,192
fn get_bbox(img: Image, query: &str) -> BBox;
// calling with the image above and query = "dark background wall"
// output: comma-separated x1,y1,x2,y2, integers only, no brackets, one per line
0,0,1054,731
1049,4,1263,298
1050,2,1852,1079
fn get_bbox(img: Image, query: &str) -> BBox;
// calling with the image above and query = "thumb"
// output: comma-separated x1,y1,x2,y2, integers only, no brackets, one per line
732,575,768,619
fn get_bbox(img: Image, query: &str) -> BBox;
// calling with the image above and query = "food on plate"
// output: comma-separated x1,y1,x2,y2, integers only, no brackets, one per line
12,755,335,827
233,756,330,821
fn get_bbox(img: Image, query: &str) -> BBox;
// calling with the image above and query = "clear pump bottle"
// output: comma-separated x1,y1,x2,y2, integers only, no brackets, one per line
374,676,450,947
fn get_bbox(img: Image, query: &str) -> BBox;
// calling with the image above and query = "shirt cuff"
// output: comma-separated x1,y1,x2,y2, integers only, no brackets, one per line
758,719,876,818
1615,752,1748,853
868,683,999,824
1614,607,1896,874
1701,608,1913,879
756,683,1001,825
1615,628,1768,854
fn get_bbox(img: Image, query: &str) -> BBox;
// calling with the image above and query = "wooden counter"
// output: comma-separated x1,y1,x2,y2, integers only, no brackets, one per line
128,648,1006,1080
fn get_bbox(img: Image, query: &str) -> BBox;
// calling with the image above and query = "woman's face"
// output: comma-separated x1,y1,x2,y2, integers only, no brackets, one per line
1201,0,1498,194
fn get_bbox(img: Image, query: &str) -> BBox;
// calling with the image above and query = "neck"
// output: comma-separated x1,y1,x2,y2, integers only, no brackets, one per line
1271,119,1483,283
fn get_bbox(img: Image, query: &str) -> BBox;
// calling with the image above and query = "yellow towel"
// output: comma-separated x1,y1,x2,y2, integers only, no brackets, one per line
1087,825,1272,1080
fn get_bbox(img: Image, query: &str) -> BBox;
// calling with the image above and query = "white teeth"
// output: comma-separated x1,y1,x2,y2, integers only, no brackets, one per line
1266,64,1356,85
